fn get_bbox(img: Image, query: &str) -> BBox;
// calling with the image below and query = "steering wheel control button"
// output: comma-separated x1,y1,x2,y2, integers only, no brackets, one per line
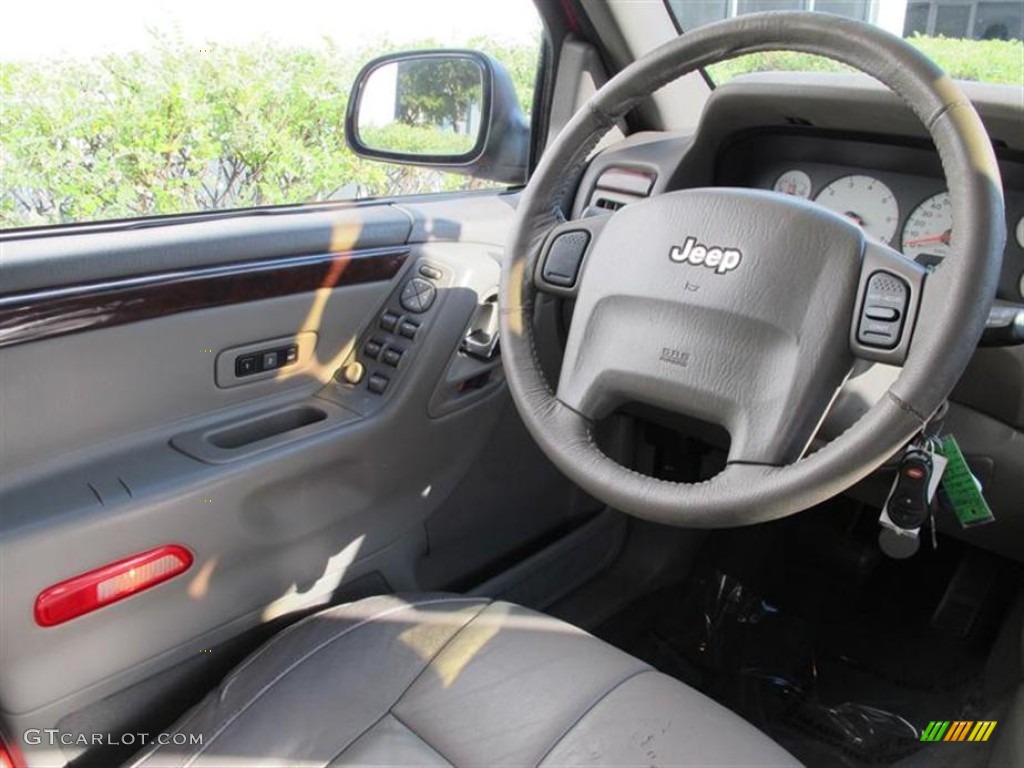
367,373,390,395
399,320,419,339
382,348,403,367
380,311,400,332
339,361,365,386
419,264,443,280
860,321,898,345
400,278,437,314
858,271,909,349
542,230,590,287
865,306,900,322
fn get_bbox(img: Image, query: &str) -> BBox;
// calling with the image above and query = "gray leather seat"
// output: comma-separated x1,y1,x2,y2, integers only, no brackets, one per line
132,594,801,767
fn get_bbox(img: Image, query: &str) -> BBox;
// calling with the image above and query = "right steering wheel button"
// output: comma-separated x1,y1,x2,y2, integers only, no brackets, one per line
865,306,900,321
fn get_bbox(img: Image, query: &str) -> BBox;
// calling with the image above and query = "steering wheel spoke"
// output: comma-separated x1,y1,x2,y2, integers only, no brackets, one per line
849,239,928,366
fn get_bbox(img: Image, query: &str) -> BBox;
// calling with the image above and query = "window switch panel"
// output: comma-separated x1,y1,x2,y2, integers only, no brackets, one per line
235,344,298,377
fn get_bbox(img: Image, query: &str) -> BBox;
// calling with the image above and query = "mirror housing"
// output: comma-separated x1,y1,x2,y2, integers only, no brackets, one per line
345,50,529,185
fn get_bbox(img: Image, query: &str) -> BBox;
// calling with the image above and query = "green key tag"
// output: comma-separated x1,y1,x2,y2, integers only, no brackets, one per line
938,435,995,528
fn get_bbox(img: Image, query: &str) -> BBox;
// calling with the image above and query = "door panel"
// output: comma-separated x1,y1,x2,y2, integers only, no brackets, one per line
0,196,592,766
1,280,390,476
1,205,410,293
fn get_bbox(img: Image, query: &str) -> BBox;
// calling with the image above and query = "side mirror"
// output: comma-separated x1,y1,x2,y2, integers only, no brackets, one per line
345,50,529,185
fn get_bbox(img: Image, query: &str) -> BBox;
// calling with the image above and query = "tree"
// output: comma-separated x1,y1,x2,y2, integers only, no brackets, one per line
1,33,543,228
395,58,482,132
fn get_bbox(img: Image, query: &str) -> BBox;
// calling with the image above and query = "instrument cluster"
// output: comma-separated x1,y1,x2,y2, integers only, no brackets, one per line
712,131,1024,300
768,169,1009,273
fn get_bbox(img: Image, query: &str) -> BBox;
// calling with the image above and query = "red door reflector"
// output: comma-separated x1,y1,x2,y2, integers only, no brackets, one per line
34,545,193,627
0,737,23,768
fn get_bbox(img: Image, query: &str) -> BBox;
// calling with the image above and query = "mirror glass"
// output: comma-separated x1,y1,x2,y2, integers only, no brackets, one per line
356,56,485,158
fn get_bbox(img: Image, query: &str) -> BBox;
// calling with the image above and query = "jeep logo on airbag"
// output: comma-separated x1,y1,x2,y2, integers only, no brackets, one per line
669,237,742,274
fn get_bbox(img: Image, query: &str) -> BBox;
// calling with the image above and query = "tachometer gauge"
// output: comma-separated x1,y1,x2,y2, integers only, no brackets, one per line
814,175,899,243
773,169,812,199
902,192,952,266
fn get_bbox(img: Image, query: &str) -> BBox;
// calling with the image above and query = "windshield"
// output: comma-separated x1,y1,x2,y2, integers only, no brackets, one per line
665,1,1023,86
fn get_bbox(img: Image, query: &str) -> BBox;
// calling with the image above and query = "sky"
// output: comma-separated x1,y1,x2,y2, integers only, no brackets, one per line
0,0,542,62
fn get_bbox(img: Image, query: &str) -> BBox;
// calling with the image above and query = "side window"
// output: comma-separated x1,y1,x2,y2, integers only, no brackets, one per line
0,1,542,229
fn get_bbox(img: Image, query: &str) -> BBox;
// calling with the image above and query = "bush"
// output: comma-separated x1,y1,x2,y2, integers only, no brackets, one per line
0,35,539,229
706,35,1023,86
2,33,1018,230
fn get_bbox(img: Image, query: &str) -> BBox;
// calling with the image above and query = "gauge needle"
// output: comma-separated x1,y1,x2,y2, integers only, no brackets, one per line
844,211,865,226
906,230,951,247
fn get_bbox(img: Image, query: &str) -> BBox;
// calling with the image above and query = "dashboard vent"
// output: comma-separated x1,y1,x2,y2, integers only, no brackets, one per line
594,197,625,212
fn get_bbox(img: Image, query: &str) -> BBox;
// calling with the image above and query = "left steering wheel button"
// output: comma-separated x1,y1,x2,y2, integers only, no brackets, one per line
542,231,590,287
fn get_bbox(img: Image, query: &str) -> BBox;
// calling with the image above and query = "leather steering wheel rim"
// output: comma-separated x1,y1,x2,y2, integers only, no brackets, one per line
499,11,1005,528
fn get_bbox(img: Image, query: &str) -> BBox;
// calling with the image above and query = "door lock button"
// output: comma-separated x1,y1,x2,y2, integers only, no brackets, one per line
235,355,258,377
419,264,443,280
368,373,390,394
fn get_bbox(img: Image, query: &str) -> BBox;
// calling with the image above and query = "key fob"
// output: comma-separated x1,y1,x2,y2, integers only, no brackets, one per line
886,450,933,530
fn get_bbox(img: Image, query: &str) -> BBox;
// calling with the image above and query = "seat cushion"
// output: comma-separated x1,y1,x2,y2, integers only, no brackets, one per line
130,594,801,767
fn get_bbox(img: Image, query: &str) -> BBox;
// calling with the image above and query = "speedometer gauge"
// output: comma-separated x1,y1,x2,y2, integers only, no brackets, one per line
902,192,952,265
814,175,899,243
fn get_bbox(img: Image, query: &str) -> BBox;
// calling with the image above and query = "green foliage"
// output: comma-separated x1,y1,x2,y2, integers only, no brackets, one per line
4,29,1016,230
395,58,482,129
706,35,1023,86
361,123,477,156
1,33,540,229
908,36,1024,85
469,35,539,113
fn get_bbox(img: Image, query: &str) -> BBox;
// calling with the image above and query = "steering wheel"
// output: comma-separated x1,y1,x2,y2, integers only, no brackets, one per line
499,11,1005,528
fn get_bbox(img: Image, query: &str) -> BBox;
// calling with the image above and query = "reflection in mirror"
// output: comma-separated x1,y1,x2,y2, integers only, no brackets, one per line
357,56,485,158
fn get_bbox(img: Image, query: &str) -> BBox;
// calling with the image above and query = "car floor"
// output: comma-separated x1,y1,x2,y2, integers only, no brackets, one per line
593,499,1022,768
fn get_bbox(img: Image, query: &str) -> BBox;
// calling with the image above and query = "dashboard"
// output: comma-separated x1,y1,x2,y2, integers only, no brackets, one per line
715,130,1024,301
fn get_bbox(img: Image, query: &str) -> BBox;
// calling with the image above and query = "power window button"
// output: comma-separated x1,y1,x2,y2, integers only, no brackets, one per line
380,311,400,332
368,374,390,395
